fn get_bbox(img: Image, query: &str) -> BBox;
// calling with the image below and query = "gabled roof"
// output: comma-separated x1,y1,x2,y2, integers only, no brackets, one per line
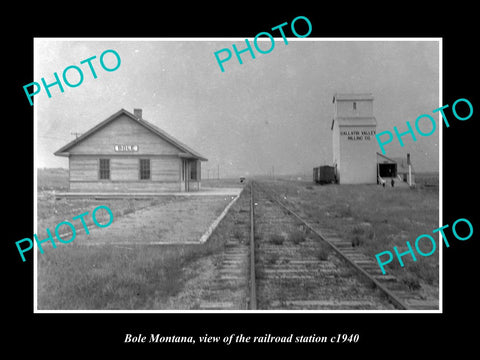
377,152,397,164
376,152,414,172
335,117,377,126
333,93,374,102
54,109,207,161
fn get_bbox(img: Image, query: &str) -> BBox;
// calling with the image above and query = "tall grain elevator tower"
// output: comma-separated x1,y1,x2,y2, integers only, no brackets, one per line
331,93,377,184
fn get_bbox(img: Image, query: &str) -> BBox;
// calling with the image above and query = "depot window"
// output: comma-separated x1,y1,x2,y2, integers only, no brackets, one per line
140,159,151,180
99,158,110,180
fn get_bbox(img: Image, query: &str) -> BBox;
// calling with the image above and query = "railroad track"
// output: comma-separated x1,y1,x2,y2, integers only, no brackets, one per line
197,180,438,310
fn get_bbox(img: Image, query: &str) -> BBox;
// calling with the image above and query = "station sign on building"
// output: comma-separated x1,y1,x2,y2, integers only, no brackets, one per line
54,108,207,193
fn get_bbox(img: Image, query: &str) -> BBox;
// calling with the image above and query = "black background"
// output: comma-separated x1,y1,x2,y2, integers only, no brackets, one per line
5,4,478,356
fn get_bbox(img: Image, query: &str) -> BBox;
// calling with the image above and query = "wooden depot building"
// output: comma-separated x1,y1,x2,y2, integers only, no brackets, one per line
54,108,207,193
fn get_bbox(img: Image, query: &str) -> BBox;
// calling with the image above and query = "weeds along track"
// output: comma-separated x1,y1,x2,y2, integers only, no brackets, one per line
251,182,397,310
196,186,251,310
197,181,435,310
256,182,439,311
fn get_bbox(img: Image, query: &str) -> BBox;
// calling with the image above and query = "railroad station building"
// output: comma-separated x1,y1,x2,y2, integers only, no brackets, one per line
54,108,207,192
331,93,377,184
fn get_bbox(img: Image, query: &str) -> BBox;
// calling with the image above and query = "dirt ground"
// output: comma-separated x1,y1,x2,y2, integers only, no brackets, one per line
68,195,238,245
36,193,243,310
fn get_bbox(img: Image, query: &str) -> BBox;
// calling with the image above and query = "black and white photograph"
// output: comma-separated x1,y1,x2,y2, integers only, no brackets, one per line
34,38,440,312
6,7,479,355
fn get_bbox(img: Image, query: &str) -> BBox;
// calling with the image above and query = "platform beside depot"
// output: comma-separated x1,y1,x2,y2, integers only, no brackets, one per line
54,187,243,199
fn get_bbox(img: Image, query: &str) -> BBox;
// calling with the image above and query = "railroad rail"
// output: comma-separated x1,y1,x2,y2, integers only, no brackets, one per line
249,182,257,309
251,181,408,310
198,180,437,310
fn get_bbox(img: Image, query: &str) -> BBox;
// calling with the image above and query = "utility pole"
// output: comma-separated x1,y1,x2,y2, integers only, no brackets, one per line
407,153,412,186
71,132,82,139
217,164,220,180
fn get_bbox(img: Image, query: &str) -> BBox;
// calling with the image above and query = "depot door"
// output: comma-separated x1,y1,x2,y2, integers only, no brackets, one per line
181,159,191,191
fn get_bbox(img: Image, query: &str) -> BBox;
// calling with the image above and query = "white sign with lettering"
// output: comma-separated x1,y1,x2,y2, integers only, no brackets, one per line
340,129,376,141
114,144,139,152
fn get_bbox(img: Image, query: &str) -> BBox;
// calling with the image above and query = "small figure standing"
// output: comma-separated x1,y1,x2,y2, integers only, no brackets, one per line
391,178,395,187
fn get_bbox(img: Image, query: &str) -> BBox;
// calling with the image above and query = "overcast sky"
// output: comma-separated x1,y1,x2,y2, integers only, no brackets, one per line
35,38,440,177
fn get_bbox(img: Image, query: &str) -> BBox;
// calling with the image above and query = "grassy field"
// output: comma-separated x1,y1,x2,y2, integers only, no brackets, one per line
37,168,69,191
36,168,244,310
37,167,173,239
262,175,439,295
36,168,439,309
414,172,439,189
38,243,210,309
38,193,170,232
36,193,245,310
36,168,242,238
